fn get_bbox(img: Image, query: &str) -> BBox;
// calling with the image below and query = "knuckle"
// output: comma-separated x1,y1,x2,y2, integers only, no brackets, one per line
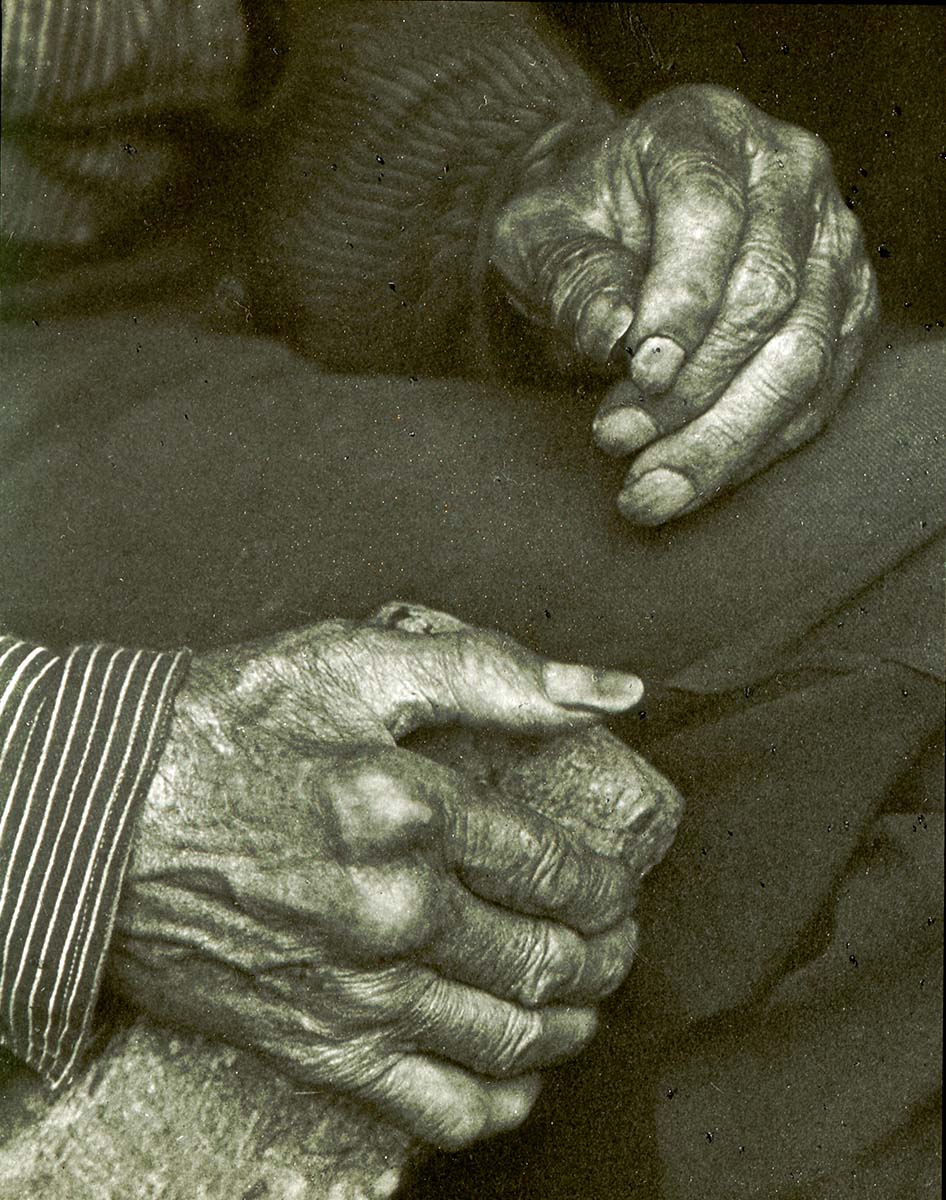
326,739,396,787
517,925,572,1006
373,601,467,636
651,153,745,224
729,251,799,326
588,923,640,999
491,1009,545,1076
671,348,734,409
654,275,724,324
527,827,571,905
647,83,744,128
688,82,744,110
347,755,406,804
793,127,833,175
352,866,442,956
578,859,628,933
325,750,434,856
770,326,832,391
337,964,420,1026
598,945,634,997
694,409,751,463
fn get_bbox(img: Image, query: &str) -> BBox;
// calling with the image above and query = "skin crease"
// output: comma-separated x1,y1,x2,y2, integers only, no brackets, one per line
491,83,880,524
112,609,645,1150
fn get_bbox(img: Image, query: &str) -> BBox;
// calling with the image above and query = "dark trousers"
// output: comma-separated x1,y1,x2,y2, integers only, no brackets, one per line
2,308,943,1198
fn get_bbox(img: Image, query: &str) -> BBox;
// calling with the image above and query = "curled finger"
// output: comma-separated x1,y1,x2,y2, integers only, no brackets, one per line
623,111,747,394
406,970,598,1078
595,151,819,459
492,194,646,364
431,759,633,935
364,1056,542,1150
730,256,879,486
617,198,854,523
424,879,639,1006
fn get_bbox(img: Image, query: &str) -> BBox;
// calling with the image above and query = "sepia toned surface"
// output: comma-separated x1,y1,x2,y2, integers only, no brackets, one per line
0,724,683,1199
1,3,943,1198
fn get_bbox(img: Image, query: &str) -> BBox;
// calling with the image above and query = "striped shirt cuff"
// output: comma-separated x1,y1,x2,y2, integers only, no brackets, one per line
0,635,190,1090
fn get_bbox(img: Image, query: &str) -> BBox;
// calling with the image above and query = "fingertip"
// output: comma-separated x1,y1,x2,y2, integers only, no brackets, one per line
377,1057,492,1150
590,669,646,711
538,1003,600,1053
630,336,686,394
617,468,697,525
592,406,659,456
542,662,644,713
487,1074,543,1133
576,296,635,365
590,918,640,999
569,1005,600,1045
581,862,637,936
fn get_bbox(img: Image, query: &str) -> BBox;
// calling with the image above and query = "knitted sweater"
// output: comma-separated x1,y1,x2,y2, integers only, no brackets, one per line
0,2,623,1087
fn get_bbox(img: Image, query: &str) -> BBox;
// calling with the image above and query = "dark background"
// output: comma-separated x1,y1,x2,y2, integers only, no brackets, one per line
550,3,946,327
405,6,944,1199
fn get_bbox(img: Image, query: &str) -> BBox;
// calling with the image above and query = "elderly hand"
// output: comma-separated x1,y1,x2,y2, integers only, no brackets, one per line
110,607,644,1150
492,83,879,524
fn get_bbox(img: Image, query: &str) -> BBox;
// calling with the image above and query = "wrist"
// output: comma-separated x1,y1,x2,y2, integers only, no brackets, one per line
133,657,229,850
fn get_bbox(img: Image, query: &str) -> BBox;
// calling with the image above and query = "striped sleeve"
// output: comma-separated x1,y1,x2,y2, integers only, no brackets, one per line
0,633,189,1090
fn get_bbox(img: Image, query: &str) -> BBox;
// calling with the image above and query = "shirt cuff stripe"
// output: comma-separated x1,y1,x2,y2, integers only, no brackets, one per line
0,634,190,1086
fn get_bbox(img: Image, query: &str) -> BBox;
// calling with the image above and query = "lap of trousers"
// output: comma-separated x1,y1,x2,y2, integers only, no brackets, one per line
1,306,943,1198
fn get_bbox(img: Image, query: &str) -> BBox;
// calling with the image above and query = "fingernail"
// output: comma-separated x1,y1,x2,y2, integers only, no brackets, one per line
543,662,644,712
630,336,686,394
577,297,635,364
592,407,659,456
619,469,696,524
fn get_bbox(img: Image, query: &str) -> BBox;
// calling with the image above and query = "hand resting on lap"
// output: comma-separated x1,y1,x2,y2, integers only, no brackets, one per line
493,83,879,523
110,607,644,1150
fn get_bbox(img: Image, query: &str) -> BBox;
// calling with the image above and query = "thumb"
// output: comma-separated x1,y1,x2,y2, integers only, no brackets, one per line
359,603,644,738
492,198,644,365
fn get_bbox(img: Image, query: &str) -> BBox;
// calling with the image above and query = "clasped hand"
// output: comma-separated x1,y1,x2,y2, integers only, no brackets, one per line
112,607,644,1149
493,83,879,523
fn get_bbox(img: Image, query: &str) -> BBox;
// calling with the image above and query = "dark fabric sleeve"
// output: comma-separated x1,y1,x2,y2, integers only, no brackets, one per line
0,0,248,247
0,633,189,1090
244,1,622,376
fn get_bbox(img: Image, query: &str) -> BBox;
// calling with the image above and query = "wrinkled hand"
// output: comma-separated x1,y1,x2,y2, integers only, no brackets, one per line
110,606,644,1149
492,84,879,523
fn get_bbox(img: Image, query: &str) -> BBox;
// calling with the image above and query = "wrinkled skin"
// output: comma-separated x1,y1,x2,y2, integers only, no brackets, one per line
493,83,880,524
111,606,644,1150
